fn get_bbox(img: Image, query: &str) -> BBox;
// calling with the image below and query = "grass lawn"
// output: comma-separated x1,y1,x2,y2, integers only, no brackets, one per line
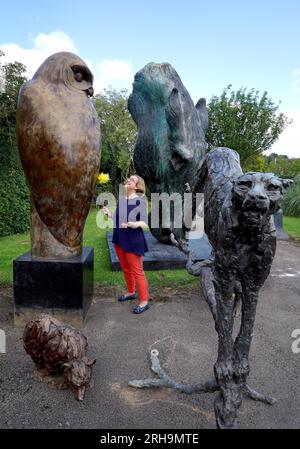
283,216,300,241
1,210,299,287
0,208,199,289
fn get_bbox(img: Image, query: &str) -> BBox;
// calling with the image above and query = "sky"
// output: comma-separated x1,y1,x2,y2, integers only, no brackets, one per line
0,0,299,157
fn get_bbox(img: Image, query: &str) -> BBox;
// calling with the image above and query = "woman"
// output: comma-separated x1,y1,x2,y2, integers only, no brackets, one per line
101,175,150,314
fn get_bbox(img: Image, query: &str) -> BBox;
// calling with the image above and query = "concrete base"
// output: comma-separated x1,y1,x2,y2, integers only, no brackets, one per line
107,231,212,271
13,247,94,328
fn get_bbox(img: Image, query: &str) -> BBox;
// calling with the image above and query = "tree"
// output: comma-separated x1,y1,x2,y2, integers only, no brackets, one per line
0,54,27,149
0,49,4,94
264,154,300,179
93,88,137,195
0,50,30,236
243,154,266,172
206,85,291,170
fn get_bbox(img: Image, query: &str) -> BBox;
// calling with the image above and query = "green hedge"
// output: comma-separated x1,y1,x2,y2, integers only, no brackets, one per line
0,146,30,236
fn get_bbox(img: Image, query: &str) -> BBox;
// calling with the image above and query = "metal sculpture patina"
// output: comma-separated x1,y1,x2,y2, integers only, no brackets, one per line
16,52,100,258
23,314,96,401
176,147,292,428
128,62,207,243
128,142,292,426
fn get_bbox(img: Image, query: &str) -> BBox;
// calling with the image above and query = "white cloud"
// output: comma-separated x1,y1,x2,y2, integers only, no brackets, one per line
0,30,133,95
33,31,77,54
96,59,132,82
291,68,300,94
93,59,133,94
1,30,77,78
267,111,300,158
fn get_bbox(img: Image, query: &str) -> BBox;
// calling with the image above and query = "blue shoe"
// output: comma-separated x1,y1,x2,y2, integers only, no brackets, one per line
118,293,137,302
133,303,150,314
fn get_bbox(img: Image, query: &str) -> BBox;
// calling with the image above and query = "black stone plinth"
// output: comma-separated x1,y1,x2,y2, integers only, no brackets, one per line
107,231,212,271
13,247,94,328
274,209,289,240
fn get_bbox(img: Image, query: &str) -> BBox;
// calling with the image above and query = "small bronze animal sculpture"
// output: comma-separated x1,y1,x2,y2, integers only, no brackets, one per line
16,52,101,259
23,314,96,401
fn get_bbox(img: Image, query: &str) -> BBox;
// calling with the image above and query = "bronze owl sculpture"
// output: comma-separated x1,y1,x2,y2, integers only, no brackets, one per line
16,52,101,258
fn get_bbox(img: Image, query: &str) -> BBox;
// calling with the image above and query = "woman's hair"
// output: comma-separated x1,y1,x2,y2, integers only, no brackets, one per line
133,175,146,195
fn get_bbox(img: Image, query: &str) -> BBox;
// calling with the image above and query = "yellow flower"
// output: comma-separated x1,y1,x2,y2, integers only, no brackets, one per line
97,173,110,184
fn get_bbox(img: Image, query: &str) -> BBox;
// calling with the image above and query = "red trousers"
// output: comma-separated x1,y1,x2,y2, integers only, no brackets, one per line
114,243,149,301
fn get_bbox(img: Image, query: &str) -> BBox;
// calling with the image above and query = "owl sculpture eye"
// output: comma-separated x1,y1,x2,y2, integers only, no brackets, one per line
71,64,92,82
70,64,94,96
74,72,84,82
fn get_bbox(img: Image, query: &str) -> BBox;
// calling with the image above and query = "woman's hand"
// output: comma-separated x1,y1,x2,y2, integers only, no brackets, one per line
120,221,147,229
126,221,140,229
101,206,112,218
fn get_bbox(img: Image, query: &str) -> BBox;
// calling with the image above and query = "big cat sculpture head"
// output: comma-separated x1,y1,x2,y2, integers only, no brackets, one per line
16,52,101,259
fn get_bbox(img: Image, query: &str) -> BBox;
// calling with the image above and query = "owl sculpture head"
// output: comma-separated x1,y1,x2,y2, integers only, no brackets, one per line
32,52,95,97
17,52,101,259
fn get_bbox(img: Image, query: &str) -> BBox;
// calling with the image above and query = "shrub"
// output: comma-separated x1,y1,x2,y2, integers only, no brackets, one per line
283,179,300,217
0,146,30,236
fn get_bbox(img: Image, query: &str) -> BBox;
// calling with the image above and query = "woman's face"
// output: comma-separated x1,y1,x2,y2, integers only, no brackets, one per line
124,176,138,190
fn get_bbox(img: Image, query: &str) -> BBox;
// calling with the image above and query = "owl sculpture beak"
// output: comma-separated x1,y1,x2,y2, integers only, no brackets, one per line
86,86,94,97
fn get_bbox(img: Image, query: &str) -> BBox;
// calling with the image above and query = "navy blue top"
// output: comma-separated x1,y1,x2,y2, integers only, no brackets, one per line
112,196,149,256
